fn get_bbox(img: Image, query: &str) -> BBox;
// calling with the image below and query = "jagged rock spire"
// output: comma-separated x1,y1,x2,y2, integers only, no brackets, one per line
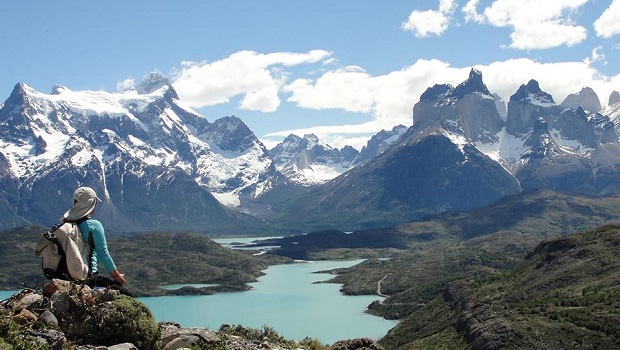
561,87,602,113
451,68,491,98
610,91,620,106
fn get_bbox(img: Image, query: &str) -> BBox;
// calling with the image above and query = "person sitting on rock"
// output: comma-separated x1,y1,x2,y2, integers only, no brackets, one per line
63,186,131,295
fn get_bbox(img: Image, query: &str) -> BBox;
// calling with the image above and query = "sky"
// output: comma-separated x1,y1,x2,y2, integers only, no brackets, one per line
1,0,619,150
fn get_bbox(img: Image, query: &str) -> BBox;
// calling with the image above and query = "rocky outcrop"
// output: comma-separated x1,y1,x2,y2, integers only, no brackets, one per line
444,281,513,350
561,87,602,113
1,280,160,349
331,337,384,350
1,280,383,349
610,91,620,106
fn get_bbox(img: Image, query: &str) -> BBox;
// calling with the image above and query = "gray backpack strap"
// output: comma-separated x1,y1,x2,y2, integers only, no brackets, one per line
72,218,95,274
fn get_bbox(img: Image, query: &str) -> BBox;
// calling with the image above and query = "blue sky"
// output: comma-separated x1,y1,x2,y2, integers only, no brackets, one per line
1,0,619,149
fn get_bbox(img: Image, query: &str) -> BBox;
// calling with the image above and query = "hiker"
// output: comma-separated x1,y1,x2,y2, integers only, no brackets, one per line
62,186,129,293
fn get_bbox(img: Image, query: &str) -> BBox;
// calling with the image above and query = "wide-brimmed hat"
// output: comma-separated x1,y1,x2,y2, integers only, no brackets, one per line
63,187,102,222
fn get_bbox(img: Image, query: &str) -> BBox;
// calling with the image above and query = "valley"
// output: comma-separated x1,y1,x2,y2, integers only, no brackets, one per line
3,189,620,348
2,68,620,349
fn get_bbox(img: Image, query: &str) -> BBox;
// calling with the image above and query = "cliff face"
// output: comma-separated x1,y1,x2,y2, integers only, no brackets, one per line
444,281,513,350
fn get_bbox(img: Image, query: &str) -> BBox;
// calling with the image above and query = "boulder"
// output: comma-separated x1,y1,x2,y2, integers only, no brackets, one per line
1,282,159,349
12,308,37,325
332,337,384,350
5,290,43,312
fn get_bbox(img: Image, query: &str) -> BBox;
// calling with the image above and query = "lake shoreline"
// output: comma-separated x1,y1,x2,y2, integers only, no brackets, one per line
138,259,398,344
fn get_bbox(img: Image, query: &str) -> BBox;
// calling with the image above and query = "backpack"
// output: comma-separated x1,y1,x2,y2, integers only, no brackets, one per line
35,221,94,281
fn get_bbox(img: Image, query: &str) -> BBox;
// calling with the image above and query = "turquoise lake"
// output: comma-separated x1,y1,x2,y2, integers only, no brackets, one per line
139,259,398,344
1,238,399,344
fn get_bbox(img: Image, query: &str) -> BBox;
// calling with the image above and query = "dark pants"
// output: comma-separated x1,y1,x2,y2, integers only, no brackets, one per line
87,274,134,297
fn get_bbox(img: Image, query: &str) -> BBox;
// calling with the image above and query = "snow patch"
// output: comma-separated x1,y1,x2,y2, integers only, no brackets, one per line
527,95,555,108
212,192,241,207
71,148,93,167
475,128,528,164
441,129,468,152
550,130,592,155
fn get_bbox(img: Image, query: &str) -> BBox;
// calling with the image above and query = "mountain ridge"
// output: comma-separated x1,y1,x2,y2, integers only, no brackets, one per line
2,70,620,233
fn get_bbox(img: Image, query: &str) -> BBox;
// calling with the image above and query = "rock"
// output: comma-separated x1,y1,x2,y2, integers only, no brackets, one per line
162,334,202,350
5,290,43,312
159,322,183,341
445,281,513,350
22,329,68,350
610,91,620,106
50,291,72,317
161,327,220,349
43,278,91,297
332,337,384,350
12,308,38,325
2,285,338,350
35,310,59,329
108,343,139,350
561,87,602,113
43,279,73,296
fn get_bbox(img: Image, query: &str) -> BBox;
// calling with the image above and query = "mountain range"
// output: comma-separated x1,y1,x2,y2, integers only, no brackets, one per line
0,70,619,233
270,69,620,231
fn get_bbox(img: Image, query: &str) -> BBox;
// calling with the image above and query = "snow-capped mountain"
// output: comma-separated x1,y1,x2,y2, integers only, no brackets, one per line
269,134,359,186
481,80,620,194
269,69,620,231
0,74,280,232
2,69,620,233
605,91,620,129
268,127,408,187
355,124,408,164
270,69,522,231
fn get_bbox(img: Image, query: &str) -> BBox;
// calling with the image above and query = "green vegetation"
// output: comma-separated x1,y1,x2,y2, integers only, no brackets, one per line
260,191,620,349
3,190,620,348
0,227,290,296
90,295,160,348
323,223,620,349
0,313,50,350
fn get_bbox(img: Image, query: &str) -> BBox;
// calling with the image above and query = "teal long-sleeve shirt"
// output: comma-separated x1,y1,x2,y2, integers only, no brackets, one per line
78,219,117,274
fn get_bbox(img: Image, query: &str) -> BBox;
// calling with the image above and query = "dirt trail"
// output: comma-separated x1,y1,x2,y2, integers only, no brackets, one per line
377,275,389,297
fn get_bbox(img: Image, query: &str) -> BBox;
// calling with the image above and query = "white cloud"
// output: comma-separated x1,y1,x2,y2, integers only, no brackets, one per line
463,0,589,49
402,0,456,38
594,0,620,38
281,57,620,148
172,50,332,112
463,0,485,22
116,78,135,92
285,59,465,131
170,50,619,150
583,47,607,66
264,121,394,150
476,59,619,106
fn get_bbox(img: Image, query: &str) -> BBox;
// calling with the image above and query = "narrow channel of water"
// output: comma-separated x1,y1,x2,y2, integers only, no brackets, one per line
139,260,397,344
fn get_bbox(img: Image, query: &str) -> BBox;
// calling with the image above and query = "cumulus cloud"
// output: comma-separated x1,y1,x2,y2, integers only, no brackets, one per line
172,50,331,112
402,0,457,37
463,0,589,49
285,59,464,130
169,49,619,150
265,122,386,150
280,56,620,148
116,78,135,92
583,47,607,66
476,59,619,106
594,0,620,38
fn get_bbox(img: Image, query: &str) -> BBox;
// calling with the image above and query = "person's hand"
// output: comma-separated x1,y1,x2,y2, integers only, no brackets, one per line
110,270,127,285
